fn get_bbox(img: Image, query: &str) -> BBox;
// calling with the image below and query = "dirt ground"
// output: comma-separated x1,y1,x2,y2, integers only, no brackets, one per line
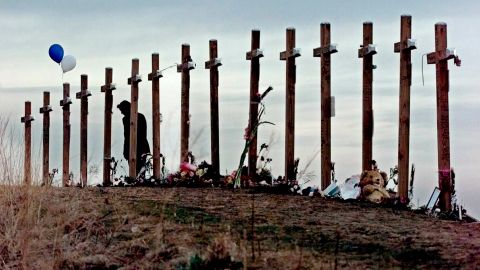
2,186,480,269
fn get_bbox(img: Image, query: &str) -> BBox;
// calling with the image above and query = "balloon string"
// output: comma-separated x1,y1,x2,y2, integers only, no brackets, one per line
59,63,64,84
160,63,178,72
421,53,427,86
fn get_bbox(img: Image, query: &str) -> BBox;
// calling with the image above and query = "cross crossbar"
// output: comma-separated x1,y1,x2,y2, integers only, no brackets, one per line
205,58,222,69
76,90,92,99
21,115,35,123
280,48,301,60
177,62,196,72
101,83,116,92
246,48,264,60
427,48,458,64
313,44,338,57
60,97,72,107
394,39,417,53
127,74,142,84
358,44,377,58
148,70,163,80
39,105,53,113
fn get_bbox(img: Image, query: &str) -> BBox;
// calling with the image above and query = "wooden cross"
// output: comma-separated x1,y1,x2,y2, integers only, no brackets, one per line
177,44,195,163
127,59,142,178
176,52,196,72
394,15,416,204
148,53,162,180
280,28,300,182
60,83,72,186
21,101,34,185
427,22,461,212
313,22,338,191
205,40,222,181
39,91,53,186
358,22,376,171
76,74,91,187
101,67,116,186
246,30,263,183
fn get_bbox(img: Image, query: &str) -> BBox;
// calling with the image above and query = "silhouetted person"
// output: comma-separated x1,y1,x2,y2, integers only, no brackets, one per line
117,100,150,175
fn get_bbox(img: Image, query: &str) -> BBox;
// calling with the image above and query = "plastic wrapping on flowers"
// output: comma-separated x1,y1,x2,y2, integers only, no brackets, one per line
339,175,361,199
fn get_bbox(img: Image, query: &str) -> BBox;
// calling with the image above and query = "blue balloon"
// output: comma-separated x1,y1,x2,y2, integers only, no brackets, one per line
49,44,64,64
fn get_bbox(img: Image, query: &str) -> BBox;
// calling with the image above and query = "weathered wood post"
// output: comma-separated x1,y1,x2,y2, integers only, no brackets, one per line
314,22,338,190
394,15,416,203
101,67,116,186
39,91,53,186
60,83,72,186
280,28,301,182
427,22,460,212
127,59,142,178
148,53,162,180
76,74,91,187
21,101,34,185
358,22,377,171
205,40,222,180
177,44,195,163
246,30,263,182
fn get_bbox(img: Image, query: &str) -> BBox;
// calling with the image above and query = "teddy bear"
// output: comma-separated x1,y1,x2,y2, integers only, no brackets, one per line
358,169,390,203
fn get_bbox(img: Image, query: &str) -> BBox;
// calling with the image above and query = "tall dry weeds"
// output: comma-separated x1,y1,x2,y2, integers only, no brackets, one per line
0,117,23,184
0,116,61,268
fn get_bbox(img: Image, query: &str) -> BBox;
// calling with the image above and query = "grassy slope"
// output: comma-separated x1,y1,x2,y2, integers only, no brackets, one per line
1,186,479,269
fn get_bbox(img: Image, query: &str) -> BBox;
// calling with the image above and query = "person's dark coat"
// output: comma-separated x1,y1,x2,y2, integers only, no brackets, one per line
117,101,150,174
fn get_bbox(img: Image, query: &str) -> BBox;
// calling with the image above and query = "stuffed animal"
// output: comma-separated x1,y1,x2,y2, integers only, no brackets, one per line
358,169,390,203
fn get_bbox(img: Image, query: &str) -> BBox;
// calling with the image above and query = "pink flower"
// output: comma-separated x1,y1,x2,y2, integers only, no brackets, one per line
400,197,409,204
180,162,197,172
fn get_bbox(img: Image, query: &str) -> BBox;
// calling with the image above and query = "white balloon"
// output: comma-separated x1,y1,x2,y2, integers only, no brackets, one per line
60,55,76,73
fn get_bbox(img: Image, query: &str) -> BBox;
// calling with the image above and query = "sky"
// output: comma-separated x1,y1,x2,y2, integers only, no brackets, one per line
1,0,479,217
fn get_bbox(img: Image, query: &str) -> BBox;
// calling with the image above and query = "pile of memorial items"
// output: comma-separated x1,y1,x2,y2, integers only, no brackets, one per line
166,158,217,187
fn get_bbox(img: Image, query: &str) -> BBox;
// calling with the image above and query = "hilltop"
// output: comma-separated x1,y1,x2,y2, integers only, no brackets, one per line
1,186,479,269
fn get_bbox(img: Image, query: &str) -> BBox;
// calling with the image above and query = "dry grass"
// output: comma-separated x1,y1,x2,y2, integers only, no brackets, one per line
0,187,245,269
1,186,479,269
